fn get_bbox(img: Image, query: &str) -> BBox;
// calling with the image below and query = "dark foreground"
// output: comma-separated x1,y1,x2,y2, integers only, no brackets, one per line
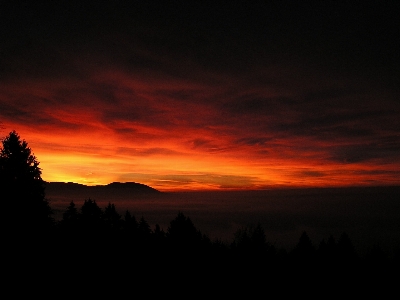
7,210,400,296
47,185,400,257
7,185,400,295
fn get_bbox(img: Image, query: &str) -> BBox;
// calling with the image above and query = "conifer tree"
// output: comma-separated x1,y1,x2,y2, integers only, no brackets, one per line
0,130,53,232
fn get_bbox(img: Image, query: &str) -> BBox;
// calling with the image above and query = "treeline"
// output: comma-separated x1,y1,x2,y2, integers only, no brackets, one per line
41,199,397,278
6,196,399,291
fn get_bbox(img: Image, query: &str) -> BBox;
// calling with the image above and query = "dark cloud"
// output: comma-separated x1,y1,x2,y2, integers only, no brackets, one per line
1,1,398,80
234,137,271,147
224,95,295,116
330,137,400,164
0,1,399,188
188,138,230,154
36,142,105,155
0,95,79,130
116,147,181,157
129,173,264,190
298,170,326,178
352,169,400,176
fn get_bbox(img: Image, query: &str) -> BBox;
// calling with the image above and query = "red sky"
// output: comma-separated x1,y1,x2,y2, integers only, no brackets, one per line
1,2,399,191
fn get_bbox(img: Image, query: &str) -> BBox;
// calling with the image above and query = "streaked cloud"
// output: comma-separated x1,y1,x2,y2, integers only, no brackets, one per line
0,2,399,190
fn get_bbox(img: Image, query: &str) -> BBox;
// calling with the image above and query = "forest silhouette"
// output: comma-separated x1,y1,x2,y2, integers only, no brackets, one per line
2,131,399,291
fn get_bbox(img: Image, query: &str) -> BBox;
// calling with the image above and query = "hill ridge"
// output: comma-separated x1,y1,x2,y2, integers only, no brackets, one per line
45,181,161,193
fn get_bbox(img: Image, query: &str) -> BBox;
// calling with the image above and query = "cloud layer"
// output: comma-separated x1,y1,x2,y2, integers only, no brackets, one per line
1,2,399,190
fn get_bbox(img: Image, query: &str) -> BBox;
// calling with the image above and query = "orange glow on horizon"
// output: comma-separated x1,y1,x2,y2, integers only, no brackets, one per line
27,137,400,192
1,70,399,191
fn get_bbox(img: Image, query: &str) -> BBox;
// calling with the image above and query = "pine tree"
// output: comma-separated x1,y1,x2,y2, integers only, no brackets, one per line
0,130,53,232
103,202,121,231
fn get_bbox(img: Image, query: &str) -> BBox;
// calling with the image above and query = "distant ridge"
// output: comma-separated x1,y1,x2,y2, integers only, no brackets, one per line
102,181,161,193
45,181,161,194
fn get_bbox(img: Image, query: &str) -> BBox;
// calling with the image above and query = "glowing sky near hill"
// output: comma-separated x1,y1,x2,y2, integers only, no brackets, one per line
1,2,399,190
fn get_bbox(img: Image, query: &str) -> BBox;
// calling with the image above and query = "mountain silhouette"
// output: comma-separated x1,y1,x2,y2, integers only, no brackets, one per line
103,181,160,192
44,181,161,222
45,182,161,194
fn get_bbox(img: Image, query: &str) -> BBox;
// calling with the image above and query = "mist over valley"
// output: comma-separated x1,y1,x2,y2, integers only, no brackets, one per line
45,183,400,258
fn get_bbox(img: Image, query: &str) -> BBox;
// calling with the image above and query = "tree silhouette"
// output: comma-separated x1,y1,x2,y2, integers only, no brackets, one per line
164,212,207,271
81,198,102,221
79,198,104,241
62,201,79,223
123,210,138,235
337,232,357,264
167,212,202,248
232,223,268,253
295,231,315,253
153,223,165,240
230,223,275,275
103,202,122,231
60,201,80,235
291,231,316,271
138,216,152,238
0,130,53,234
318,234,337,265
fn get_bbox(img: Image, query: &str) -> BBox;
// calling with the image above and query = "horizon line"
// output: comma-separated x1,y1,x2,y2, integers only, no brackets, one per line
44,180,400,192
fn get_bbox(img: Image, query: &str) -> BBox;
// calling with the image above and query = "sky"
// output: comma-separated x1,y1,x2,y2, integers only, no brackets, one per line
0,1,399,191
